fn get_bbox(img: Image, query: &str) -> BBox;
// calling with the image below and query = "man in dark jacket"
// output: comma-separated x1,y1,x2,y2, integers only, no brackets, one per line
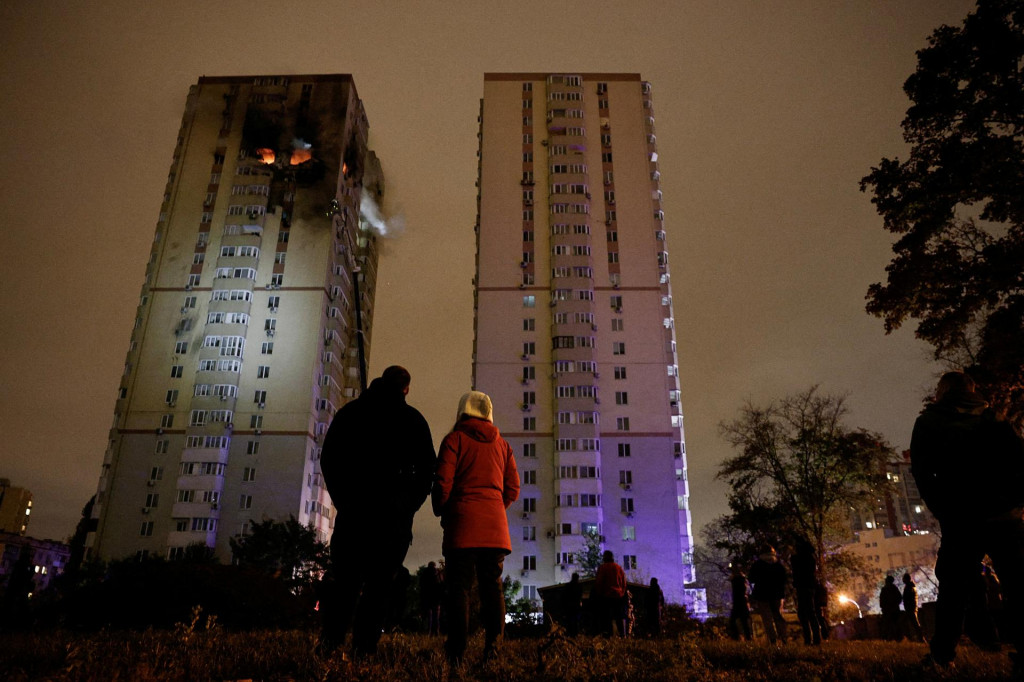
791,538,824,645
911,371,1024,669
879,575,903,641
748,546,788,644
318,365,436,658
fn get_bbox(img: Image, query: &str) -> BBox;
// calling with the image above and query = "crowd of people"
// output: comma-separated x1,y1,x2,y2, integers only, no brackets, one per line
314,365,1023,674
725,371,1024,675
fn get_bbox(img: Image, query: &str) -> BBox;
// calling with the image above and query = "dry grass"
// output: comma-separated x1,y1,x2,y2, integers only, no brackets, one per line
1,624,1017,681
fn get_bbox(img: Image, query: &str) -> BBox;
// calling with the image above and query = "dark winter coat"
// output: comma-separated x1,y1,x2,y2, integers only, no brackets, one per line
910,398,1024,524
432,417,519,553
748,556,787,601
320,379,436,536
730,574,751,615
880,582,902,615
903,582,918,613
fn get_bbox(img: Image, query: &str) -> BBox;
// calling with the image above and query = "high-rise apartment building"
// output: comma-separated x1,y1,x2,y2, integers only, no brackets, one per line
473,74,700,608
87,75,382,562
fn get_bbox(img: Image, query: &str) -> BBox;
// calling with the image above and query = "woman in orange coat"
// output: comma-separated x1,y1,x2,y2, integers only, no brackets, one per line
432,391,519,664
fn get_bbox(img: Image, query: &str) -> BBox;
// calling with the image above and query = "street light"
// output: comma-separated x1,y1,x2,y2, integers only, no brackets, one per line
838,594,863,619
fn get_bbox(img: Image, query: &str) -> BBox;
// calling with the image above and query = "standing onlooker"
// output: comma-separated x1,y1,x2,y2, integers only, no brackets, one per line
748,546,788,644
644,577,666,637
420,561,443,636
594,550,628,637
318,366,436,658
879,575,904,641
729,563,753,641
902,573,925,642
564,572,583,636
432,391,519,665
791,538,823,645
910,371,1024,670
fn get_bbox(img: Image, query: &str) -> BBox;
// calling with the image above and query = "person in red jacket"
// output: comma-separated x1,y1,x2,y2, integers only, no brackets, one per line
432,391,519,664
594,550,628,636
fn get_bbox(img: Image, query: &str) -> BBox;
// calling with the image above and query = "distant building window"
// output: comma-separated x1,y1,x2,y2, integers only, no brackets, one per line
612,342,626,355
243,467,256,482
618,443,631,458
257,365,270,379
170,365,183,378
523,417,536,431
523,443,536,458
240,494,253,510
523,295,535,308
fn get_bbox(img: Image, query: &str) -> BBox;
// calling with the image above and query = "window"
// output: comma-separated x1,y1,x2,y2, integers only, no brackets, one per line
271,274,283,286
522,342,535,356
523,526,536,541
243,467,256,482
144,493,159,508
257,365,270,379
615,391,628,405
278,229,290,243
268,295,280,310
183,296,197,309
623,555,637,570
621,498,635,513
618,443,631,458
187,274,201,287
523,318,535,332
261,342,274,355
149,466,163,481
522,391,536,405
522,443,536,458
523,295,535,308
523,417,536,431
611,318,624,331
193,253,205,265
612,342,626,355
523,555,537,571
174,342,189,354
523,498,536,513
250,414,263,429
165,389,178,405
580,494,598,507
246,440,260,455
239,494,253,510
616,417,630,431
140,521,154,537
522,366,536,381
274,252,286,265
254,390,267,404
171,365,183,378
160,414,174,428
614,366,626,380
523,470,536,485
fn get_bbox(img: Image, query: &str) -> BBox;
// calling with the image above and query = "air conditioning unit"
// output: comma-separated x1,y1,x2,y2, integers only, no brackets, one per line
211,504,219,510
267,330,275,337
168,401,176,407
141,507,150,514
626,512,634,518
547,530,555,539
258,402,265,409
147,480,155,487
521,354,529,360
185,285,193,291
269,307,278,313
265,284,273,289
157,428,164,435
255,429,262,436
220,396,227,402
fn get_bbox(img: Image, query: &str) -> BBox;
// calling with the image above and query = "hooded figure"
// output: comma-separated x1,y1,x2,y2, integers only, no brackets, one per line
748,546,788,644
432,391,519,664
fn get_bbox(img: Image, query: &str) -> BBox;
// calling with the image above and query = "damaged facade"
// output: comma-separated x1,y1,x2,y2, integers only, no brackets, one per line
88,75,382,562
473,74,702,611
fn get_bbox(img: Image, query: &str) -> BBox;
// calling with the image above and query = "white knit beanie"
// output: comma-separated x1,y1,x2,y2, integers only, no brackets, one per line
457,391,493,422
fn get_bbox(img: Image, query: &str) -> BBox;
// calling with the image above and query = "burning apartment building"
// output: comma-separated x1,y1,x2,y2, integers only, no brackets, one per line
472,74,702,611
87,75,383,562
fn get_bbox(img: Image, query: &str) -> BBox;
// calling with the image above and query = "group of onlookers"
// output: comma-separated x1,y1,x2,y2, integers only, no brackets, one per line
728,372,1024,675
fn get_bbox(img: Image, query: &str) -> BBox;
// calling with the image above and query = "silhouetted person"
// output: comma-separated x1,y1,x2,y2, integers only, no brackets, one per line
910,371,1024,670
420,561,443,636
814,580,831,641
749,546,788,644
965,562,1001,650
880,575,903,641
903,573,925,642
432,391,519,665
318,366,436,658
791,538,824,645
644,577,666,637
564,572,583,636
729,563,753,641
594,550,628,637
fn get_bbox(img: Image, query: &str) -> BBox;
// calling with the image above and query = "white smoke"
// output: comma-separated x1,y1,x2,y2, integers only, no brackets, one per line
358,193,405,238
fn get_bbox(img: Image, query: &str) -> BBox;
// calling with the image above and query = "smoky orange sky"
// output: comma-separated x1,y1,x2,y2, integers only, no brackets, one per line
0,1,974,568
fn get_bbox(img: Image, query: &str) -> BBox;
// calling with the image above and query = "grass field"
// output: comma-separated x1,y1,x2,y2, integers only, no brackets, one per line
2,624,1018,682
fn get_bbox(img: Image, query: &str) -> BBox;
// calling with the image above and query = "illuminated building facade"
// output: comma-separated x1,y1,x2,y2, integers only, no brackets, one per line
87,75,382,562
472,74,700,608
0,479,33,535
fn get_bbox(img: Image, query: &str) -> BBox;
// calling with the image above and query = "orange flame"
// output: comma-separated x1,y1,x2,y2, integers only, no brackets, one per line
290,149,312,165
256,148,275,164
342,162,348,176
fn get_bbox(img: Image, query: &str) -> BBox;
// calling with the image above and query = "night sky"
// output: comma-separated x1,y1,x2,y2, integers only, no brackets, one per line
0,1,974,569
